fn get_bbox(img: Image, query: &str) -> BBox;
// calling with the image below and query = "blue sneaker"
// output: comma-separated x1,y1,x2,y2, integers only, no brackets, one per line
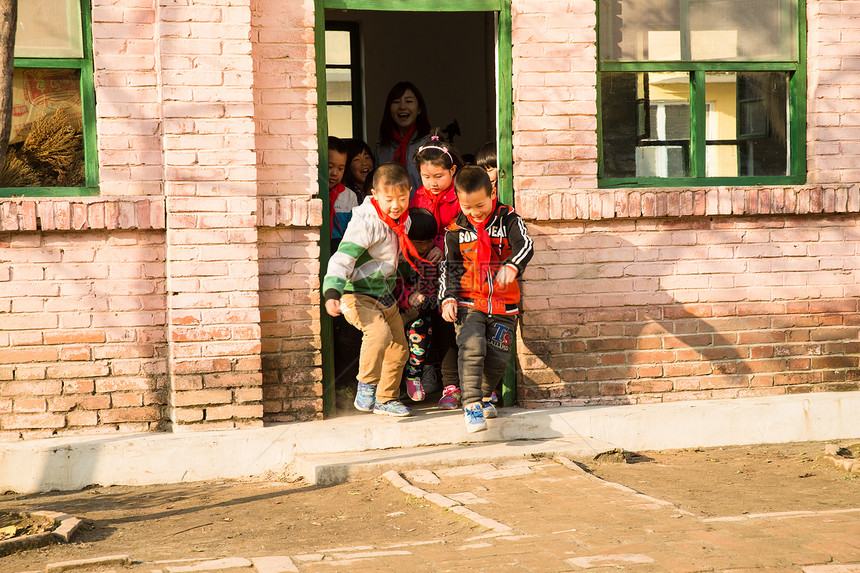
489,391,499,404
464,403,487,433
373,399,412,417
481,400,498,419
354,382,376,412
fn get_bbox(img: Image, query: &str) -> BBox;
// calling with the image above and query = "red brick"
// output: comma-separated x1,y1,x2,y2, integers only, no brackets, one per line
43,330,107,344
1,380,63,397
173,389,232,407
0,347,59,364
100,407,160,424
79,395,112,410
111,393,144,408
2,413,65,429
63,380,96,394
205,404,263,420
13,398,47,413
95,377,153,392
67,410,99,426
46,363,110,379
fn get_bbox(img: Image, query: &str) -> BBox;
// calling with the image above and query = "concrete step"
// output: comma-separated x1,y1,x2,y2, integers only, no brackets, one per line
292,436,616,485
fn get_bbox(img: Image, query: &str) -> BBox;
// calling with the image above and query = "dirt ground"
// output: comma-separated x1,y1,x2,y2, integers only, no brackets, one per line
0,440,857,570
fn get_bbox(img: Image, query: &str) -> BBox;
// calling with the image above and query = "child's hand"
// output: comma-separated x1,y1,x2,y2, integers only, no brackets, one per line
425,246,444,263
408,292,426,308
441,300,458,322
325,298,342,317
494,265,518,288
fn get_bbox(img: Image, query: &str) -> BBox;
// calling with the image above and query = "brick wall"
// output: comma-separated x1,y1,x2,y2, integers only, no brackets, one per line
0,229,167,440
517,215,860,406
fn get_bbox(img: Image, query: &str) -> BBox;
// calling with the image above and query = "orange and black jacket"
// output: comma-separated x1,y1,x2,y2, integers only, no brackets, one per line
438,202,533,315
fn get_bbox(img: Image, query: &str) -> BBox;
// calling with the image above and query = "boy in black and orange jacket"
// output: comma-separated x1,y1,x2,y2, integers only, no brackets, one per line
439,166,534,433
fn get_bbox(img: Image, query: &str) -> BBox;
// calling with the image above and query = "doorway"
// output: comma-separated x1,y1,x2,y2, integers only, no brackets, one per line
316,0,514,416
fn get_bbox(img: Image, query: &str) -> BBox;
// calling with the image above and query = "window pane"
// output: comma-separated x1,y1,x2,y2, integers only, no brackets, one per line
15,0,83,59
325,30,351,66
600,0,797,61
327,105,353,139
2,69,84,187
690,0,796,60
326,68,352,102
705,71,789,177
705,73,738,177
601,72,690,178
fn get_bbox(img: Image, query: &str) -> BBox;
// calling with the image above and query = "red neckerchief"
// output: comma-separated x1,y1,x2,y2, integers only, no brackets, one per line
422,183,454,234
466,198,498,285
370,197,429,275
329,182,346,235
392,125,416,167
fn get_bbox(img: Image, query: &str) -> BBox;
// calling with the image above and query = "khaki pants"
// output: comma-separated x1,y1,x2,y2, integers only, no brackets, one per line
340,293,408,402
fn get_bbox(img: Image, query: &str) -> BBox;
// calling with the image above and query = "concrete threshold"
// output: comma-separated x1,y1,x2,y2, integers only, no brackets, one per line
1,391,857,493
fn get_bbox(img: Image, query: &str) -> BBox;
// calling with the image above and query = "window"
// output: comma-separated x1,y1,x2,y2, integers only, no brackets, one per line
2,0,96,196
325,22,363,139
597,0,805,187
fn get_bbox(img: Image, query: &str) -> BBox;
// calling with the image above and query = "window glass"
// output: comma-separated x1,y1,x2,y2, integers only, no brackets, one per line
600,0,797,61
1,69,84,187
327,105,353,139
601,72,691,178
325,30,351,66
15,0,83,59
326,68,352,102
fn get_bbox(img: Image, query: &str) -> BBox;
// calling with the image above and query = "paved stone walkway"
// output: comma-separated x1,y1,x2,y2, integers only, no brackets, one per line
30,456,860,573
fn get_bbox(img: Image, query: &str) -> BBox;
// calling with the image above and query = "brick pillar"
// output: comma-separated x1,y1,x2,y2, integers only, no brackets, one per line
160,0,264,430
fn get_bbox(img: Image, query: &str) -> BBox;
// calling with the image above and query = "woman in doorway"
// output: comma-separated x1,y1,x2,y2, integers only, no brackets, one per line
375,81,431,195
343,138,375,201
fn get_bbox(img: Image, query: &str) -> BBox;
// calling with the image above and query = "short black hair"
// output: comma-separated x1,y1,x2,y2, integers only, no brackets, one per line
328,136,347,155
454,165,493,197
372,162,410,192
476,141,497,169
407,207,436,241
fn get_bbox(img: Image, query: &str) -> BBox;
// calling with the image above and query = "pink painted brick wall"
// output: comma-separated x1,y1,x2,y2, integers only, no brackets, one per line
257,228,323,422
160,1,264,430
252,0,320,198
0,231,168,440
517,216,860,406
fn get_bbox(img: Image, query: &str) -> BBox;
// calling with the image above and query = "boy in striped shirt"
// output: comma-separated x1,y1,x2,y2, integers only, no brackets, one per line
324,163,425,417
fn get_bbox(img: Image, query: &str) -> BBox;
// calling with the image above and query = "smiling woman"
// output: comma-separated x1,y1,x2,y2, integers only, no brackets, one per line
374,81,431,194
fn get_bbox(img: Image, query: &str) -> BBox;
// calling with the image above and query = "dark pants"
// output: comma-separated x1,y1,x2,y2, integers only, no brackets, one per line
455,308,516,407
431,312,459,389
333,314,361,390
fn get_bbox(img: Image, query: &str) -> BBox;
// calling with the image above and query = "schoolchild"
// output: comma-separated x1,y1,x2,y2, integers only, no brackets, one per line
343,138,375,200
410,130,464,409
394,207,443,401
475,141,498,194
328,136,360,251
375,81,431,195
439,166,534,433
411,128,464,252
323,163,427,417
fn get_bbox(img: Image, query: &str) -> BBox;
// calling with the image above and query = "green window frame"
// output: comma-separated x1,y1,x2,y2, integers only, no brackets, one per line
2,0,97,197
597,0,806,188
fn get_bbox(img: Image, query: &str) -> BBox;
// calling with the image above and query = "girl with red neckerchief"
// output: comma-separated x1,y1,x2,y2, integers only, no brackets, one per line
374,82,431,197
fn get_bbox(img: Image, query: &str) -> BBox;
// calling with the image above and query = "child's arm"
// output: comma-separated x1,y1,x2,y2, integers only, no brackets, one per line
439,229,462,322
322,216,378,315
497,210,534,285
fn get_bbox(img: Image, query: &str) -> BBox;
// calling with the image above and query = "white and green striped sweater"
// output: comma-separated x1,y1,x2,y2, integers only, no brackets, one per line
323,199,406,301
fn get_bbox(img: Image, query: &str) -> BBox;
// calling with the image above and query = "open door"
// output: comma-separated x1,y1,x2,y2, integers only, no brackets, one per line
316,0,514,416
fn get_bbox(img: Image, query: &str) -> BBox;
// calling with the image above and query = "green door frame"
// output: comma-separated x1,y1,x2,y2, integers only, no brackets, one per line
315,0,515,415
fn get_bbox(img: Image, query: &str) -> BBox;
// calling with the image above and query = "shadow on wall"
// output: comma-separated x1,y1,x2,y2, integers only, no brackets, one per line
516,230,860,407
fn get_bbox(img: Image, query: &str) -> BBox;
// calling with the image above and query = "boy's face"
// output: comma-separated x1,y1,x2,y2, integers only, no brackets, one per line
372,183,410,220
457,187,497,224
484,166,498,192
328,150,347,190
411,239,434,257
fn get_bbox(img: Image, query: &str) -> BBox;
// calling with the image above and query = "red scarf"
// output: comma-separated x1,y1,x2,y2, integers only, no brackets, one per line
466,198,498,285
422,183,453,233
329,183,346,235
392,125,416,167
370,197,429,275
